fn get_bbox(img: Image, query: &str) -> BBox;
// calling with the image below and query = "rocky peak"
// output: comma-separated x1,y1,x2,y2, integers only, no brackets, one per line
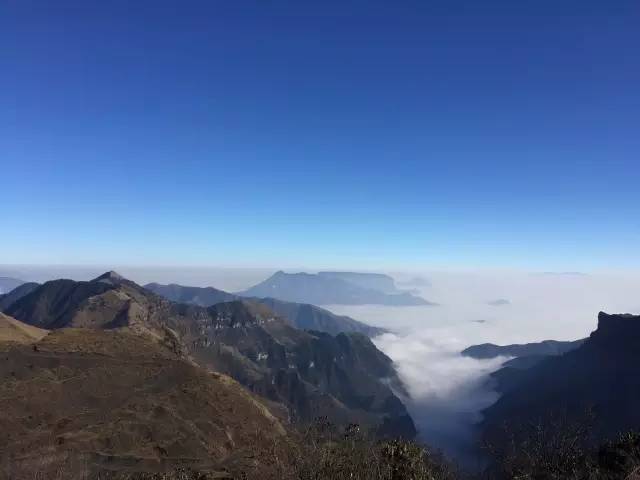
92,271,126,285
591,311,640,351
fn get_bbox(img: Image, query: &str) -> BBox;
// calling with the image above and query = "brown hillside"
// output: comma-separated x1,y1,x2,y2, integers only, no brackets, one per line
0,328,287,480
0,312,48,344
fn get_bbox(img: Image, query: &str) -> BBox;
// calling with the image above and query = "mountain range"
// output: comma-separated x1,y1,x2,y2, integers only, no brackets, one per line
3,271,640,478
144,282,384,337
1,271,415,440
237,270,432,306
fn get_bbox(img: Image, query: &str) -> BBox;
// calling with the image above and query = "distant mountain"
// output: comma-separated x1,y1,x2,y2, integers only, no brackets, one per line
144,282,238,306
187,300,415,437
0,276,25,295
317,271,400,293
487,298,511,306
483,312,640,443
0,327,286,478
462,338,585,359
254,297,385,337
7,272,415,437
237,271,432,306
397,276,431,288
0,282,40,310
145,282,384,337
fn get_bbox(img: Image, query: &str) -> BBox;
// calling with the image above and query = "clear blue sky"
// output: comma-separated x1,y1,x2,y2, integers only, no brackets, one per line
2,1,639,269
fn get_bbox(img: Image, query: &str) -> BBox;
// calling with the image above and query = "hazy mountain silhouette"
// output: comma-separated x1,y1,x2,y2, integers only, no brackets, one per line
145,282,384,337
238,271,432,306
317,271,400,293
462,338,585,360
0,276,26,295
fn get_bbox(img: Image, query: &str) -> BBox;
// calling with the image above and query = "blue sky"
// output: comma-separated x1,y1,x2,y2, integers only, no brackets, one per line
2,0,639,269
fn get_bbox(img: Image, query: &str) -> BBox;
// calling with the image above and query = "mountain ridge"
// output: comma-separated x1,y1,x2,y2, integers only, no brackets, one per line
462,338,585,360
144,282,385,337
3,271,415,438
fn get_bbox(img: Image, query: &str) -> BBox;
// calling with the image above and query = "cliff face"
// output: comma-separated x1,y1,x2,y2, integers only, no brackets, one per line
144,282,385,337
177,300,416,438
590,312,640,352
482,312,640,443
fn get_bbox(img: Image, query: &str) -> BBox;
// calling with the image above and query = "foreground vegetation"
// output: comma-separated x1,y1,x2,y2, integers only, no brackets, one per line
5,417,640,480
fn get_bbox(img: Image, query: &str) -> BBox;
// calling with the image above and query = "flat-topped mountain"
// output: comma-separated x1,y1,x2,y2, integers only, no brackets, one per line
145,282,384,337
237,270,432,306
0,327,286,478
317,271,400,293
4,271,415,438
483,312,640,443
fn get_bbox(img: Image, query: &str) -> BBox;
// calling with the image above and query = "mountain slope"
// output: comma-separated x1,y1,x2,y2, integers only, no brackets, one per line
0,282,40,311
0,276,25,294
255,297,385,337
144,282,384,337
180,300,414,437
8,272,415,437
0,328,286,479
0,312,48,344
238,271,431,306
483,312,640,443
462,338,585,359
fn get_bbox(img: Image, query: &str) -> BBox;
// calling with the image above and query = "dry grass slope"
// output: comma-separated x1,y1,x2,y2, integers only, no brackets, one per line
0,328,288,480
0,312,48,344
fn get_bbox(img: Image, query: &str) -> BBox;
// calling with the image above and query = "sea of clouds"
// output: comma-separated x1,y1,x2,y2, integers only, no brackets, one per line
323,270,640,464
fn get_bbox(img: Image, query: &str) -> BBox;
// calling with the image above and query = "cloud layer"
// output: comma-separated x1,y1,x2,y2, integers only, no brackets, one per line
325,270,640,463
